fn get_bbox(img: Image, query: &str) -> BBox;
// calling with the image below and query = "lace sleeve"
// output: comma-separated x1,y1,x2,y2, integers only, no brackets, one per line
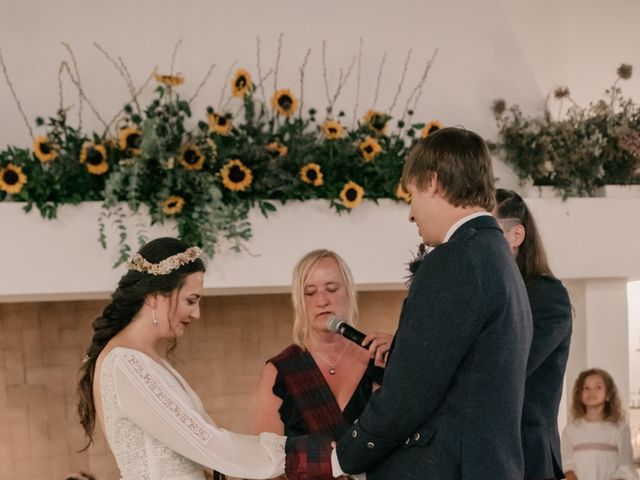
112,350,285,479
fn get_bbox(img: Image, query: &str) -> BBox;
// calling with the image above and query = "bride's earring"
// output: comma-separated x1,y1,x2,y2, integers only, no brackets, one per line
152,309,158,326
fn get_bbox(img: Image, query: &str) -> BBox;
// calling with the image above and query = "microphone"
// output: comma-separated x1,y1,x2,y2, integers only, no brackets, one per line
326,316,367,348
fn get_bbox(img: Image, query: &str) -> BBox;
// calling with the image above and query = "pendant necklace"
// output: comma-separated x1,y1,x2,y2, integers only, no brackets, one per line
311,342,349,375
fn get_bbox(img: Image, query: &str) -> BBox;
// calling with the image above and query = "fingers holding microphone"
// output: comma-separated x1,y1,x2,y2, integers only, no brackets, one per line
362,332,393,367
326,315,394,367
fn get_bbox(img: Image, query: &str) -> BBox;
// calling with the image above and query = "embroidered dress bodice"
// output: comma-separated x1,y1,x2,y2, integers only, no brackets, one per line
100,347,285,480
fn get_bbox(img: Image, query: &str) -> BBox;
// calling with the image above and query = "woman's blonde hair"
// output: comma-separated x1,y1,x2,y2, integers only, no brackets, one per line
291,249,358,348
570,368,624,423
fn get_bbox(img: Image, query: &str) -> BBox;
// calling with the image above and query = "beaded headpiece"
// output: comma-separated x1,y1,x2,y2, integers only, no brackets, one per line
126,246,203,275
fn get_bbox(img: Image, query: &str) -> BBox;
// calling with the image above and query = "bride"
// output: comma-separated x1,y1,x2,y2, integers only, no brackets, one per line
76,237,285,480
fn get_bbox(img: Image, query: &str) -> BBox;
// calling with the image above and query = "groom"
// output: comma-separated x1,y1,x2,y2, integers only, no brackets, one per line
286,127,533,479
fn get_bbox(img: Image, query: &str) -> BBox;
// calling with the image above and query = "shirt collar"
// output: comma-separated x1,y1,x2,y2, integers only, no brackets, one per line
442,211,492,244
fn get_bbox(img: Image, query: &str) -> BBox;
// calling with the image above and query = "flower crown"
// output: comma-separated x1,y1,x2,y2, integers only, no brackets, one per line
126,246,203,275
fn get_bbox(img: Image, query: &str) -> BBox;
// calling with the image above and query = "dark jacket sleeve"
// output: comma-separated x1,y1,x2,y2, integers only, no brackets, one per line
336,246,487,473
525,277,572,376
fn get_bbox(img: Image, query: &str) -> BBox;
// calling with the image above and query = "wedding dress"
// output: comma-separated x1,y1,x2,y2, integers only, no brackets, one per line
99,346,285,480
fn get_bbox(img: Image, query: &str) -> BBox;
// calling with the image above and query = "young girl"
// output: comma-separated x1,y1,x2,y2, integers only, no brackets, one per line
561,368,639,480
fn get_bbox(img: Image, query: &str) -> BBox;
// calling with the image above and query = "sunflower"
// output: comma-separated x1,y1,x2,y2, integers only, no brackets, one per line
118,127,142,155
271,89,299,117
300,163,323,186
322,120,345,140
220,159,253,191
359,136,383,162
396,183,411,203
153,72,185,87
161,195,185,215
266,142,288,157
231,68,253,97
33,136,58,162
207,113,233,136
421,120,444,138
339,181,365,209
178,144,205,171
363,110,388,135
80,142,109,175
0,163,27,194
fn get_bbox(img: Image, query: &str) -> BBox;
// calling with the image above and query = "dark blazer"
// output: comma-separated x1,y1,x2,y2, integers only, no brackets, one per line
522,276,572,479
336,215,533,479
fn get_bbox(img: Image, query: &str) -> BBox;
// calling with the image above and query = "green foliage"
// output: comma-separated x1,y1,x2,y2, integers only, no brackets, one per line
0,71,435,264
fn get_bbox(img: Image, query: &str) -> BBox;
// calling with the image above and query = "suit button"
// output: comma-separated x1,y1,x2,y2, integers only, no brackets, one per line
352,430,358,438
367,442,375,449
405,437,410,445
414,433,421,441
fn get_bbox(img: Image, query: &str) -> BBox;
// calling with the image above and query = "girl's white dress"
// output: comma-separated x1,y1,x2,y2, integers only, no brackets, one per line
99,347,285,480
561,418,638,480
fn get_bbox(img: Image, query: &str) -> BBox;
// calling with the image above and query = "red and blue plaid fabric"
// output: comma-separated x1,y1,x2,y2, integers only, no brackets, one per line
272,345,347,479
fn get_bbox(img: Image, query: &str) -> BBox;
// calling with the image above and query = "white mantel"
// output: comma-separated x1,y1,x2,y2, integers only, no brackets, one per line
1,197,639,302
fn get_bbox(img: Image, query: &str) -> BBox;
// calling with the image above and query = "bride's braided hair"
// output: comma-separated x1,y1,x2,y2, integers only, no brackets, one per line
76,237,205,450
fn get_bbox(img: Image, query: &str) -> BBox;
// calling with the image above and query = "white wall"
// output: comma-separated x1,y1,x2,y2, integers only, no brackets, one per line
2,196,640,300
629,281,640,407
1,0,639,151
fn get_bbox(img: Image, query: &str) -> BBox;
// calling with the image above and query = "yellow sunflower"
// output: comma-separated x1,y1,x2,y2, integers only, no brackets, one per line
359,136,383,162
207,113,233,136
220,159,253,191
153,72,185,87
161,196,185,215
266,142,288,157
322,120,345,140
363,110,388,135
231,68,253,97
118,127,142,155
271,89,299,117
396,183,411,203
339,181,365,209
80,142,109,175
178,144,205,171
33,136,58,162
0,163,27,194
300,163,323,186
421,120,444,138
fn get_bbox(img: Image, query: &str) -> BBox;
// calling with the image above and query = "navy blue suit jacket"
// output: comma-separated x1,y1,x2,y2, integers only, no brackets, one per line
336,215,533,479
522,276,572,479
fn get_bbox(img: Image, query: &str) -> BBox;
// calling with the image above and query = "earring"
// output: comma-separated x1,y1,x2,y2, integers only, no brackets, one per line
152,309,158,326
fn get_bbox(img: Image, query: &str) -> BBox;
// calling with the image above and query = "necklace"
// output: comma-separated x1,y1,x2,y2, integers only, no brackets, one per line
309,342,349,375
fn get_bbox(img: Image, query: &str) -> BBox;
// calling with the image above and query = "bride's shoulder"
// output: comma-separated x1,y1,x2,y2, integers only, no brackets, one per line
100,346,152,371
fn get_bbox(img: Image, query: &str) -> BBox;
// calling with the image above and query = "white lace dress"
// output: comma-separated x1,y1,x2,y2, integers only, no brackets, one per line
99,347,285,480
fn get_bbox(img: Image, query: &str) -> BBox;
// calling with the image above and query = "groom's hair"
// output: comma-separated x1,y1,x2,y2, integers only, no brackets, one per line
402,127,495,211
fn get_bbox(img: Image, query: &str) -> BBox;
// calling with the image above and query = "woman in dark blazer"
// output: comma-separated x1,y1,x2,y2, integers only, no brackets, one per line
495,188,573,480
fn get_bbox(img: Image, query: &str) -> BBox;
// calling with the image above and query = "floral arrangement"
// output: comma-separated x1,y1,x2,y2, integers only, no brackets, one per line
0,41,439,264
490,63,640,197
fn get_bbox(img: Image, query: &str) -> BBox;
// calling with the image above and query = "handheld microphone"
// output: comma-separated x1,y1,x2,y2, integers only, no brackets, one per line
326,316,367,348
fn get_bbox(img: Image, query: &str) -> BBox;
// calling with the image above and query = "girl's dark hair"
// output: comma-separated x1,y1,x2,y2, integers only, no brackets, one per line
495,188,553,283
77,237,205,449
570,368,624,423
